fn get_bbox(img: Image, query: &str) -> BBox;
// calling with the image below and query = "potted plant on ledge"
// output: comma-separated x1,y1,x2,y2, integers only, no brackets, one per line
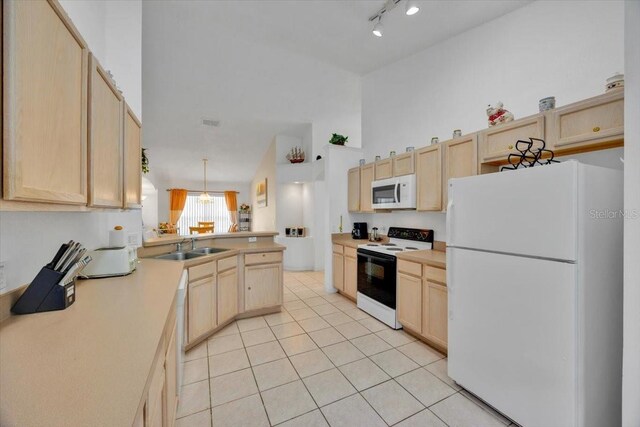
329,133,348,146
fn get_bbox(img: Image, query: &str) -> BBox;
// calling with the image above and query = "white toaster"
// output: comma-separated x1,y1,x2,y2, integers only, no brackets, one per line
82,246,137,278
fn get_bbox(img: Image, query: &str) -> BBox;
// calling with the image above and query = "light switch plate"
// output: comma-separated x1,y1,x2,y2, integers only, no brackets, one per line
248,237,257,243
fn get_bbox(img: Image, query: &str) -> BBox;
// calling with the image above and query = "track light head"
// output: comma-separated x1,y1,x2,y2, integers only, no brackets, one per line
405,0,419,15
372,17,383,37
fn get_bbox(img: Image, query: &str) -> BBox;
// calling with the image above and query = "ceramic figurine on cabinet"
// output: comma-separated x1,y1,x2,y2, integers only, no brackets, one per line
486,101,514,127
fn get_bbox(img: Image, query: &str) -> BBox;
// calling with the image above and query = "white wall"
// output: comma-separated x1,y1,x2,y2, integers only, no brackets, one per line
358,0,624,242
60,0,142,119
623,1,640,424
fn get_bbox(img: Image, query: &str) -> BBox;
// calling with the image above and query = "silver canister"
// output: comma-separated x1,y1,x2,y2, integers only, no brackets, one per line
453,129,462,138
539,96,556,112
390,151,396,157
406,146,414,152
359,159,365,166
375,155,381,161
431,137,439,145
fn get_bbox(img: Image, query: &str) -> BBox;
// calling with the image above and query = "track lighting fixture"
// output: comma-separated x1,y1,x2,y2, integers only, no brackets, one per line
369,0,420,37
405,0,420,15
372,17,383,37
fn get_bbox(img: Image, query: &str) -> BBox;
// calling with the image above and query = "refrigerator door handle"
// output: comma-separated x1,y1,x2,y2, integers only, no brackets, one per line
446,198,454,243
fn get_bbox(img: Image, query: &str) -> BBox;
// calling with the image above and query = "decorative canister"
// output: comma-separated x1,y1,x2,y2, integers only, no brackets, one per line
452,129,462,138
375,155,381,161
406,146,414,152
539,96,556,112
359,159,365,166
606,73,624,92
390,151,396,157
431,137,439,145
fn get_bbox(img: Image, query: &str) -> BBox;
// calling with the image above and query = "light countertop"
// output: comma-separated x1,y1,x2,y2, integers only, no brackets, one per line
396,249,446,269
0,260,184,427
143,231,279,247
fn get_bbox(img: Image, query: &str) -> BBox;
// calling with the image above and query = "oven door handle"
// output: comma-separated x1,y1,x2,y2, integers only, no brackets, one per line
394,183,400,204
357,249,397,263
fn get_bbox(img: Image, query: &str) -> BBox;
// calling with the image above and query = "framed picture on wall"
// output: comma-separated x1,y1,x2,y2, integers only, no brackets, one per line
256,178,268,207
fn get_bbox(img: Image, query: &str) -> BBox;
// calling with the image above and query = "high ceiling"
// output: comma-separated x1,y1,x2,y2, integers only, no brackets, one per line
142,0,531,184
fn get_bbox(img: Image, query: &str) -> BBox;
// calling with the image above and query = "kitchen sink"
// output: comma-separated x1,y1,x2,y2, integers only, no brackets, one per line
190,247,229,255
154,252,206,261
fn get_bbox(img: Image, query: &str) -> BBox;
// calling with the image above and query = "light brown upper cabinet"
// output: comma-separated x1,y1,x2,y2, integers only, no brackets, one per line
347,167,360,212
415,145,443,211
88,54,124,208
392,152,415,176
374,158,393,180
359,163,375,213
443,134,478,208
3,0,88,204
123,105,142,208
548,90,624,153
479,114,545,163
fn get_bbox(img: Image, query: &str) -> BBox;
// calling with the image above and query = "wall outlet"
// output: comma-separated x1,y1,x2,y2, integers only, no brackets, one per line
0,261,6,292
248,237,257,243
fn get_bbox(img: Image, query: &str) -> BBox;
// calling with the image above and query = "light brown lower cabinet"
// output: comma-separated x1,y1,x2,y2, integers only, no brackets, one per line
217,267,238,324
397,260,448,352
245,263,282,311
147,349,166,427
343,252,358,299
397,272,422,333
188,276,216,342
332,251,344,292
164,324,178,427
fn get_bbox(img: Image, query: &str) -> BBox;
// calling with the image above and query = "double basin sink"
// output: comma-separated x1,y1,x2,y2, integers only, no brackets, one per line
154,247,229,261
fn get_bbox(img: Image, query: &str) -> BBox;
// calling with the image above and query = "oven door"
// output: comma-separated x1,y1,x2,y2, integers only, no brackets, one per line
357,249,397,309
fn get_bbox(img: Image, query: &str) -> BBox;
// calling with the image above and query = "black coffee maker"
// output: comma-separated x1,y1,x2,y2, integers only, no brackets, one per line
352,222,368,240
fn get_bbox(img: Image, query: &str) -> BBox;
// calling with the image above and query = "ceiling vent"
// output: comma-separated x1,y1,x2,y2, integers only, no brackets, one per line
201,118,220,127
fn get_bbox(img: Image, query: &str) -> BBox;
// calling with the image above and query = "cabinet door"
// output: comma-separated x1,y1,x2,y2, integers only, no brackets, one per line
550,91,623,152
245,263,282,311
415,145,442,211
164,324,178,427
3,0,88,204
123,105,142,208
88,54,123,207
443,134,478,209
480,114,544,163
218,268,238,324
347,167,361,212
359,164,375,213
332,252,344,291
397,272,422,333
344,254,358,299
188,277,215,342
147,356,165,427
423,280,448,349
393,152,415,176
374,158,393,180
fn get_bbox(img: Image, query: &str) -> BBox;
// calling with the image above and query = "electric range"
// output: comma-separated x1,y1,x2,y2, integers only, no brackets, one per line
356,227,434,329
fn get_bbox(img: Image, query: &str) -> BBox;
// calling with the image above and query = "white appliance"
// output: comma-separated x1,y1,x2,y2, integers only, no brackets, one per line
176,271,188,391
81,246,137,278
447,161,623,427
357,227,433,329
371,174,416,209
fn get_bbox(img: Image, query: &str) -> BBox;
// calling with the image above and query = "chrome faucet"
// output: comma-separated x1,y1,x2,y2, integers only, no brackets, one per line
176,242,183,252
191,238,197,250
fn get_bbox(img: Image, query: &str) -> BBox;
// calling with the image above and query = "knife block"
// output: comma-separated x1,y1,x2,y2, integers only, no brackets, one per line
11,267,76,314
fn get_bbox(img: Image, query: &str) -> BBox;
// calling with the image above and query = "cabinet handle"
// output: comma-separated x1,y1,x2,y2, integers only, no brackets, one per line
262,254,266,257
593,126,601,132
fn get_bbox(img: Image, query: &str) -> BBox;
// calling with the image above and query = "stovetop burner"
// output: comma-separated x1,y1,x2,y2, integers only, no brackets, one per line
382,243,396,246
367,243,379,246
405,247,419,250
387,247,404,251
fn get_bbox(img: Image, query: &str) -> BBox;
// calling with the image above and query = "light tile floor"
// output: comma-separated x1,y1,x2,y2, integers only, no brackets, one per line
176,270,517,427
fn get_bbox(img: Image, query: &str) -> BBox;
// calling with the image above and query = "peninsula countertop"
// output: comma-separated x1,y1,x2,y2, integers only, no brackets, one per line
0,259,184,427
143,231,279,247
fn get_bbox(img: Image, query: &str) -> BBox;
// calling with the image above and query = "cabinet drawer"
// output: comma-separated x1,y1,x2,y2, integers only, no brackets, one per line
424,265,446,285
245,251,282,265
344,246,357,259
481,114,545,163
332,244,344,254
393,152,414,176
552,91,623,150
398,259,422,277
217,255,237,272
374,158,393,180
189,261,216,281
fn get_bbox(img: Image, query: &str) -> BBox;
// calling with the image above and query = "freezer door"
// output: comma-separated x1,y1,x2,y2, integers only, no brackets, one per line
447,161,577,261
447,248,577,427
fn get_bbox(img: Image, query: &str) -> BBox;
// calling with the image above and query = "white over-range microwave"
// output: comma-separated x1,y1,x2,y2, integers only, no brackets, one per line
371,174,416,209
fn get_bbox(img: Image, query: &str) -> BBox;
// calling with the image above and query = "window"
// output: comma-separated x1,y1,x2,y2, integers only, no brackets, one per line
177,193,231,234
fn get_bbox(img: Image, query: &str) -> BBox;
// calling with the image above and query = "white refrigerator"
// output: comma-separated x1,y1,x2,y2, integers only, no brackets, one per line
446,161,623,427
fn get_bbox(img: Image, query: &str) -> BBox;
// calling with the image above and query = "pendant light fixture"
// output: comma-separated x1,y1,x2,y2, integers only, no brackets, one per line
405,0,420,16
199,158,212,204
369,0,420,37
372,16,384,37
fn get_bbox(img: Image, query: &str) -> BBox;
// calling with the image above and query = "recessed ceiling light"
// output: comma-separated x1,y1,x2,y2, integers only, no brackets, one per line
405,0,419,15
372,17,383,37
